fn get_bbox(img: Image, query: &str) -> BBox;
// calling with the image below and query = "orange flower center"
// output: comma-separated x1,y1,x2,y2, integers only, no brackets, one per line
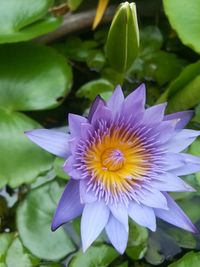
83,126,151,196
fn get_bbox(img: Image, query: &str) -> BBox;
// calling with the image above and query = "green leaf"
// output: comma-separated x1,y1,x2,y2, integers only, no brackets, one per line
17,181,75,260
6,237,40,267
140,26,163,56
193,104,200,125
167,76,200,111
0,43,72,111
0,0,61,43
189,138,200,157
68,0,84,11
168,251,200,267
76,79,114,100
126,221,148,260
130,51,185,86
39,264,63,267
148,51,185,86
54,158,69,180
163,0,200,53
157,61,200,112
58,37,98,62
0,233,14,264
86,50,106,71
0,233,40,267
68,244,118,267
164,227,196,249
0,110,53,188
105,2,139,73
178,196,200,224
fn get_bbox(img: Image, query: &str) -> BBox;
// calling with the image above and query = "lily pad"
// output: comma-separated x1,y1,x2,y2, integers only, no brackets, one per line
0,0,62,43
6,237,40,267
163,0,200,54
17,181,75,260
0,43,73,111
0,233,14,265
0,110,53,188
68,244,118,267
0,233,39,267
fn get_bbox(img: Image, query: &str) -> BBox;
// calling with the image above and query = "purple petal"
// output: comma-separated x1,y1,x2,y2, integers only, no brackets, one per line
88,96,105,122
154,193,197,233
107,85,124,116
151,172,195,192
163,152,185,170
156,121,175,143
163,129,200,153
25,129,70,158
63,156,82,179
105,215,128,254
167,153,200,176
80,123,93,139
68,113,87,137
109,203,128,232
143,103,167,124
91,104,112,124
164,110,194,130
68,137,78,154
136,188,168,210
128,202,156,231
81,201,109,251
122,83,146,119
51,179,83,231
80,180,97,203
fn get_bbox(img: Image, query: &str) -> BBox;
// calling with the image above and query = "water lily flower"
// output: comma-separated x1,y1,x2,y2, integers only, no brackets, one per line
25,84,200,254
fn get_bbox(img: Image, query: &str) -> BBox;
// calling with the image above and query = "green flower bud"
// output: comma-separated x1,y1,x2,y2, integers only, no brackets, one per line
105,2,139,74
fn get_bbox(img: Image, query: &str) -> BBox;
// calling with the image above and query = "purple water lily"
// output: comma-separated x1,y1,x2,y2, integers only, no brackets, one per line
26,84,200,254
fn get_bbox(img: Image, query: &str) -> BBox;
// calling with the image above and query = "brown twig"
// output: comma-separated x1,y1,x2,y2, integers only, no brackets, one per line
37,6,116,44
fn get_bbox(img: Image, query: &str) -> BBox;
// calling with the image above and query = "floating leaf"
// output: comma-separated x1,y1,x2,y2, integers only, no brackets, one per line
0,110,53,188
6,237,40,267
76,79,113,100
168,251,200,267
163,0,200,53
0,233,14,265
0,43,72,111
68,244,118,267
0,233,40,267
17,181,75,260
0,0,61,43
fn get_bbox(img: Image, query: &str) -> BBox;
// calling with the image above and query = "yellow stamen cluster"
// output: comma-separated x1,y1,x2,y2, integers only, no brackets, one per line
84,127,151,195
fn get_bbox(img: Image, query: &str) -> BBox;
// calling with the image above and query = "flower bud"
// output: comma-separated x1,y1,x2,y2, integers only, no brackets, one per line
105,2,139,73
